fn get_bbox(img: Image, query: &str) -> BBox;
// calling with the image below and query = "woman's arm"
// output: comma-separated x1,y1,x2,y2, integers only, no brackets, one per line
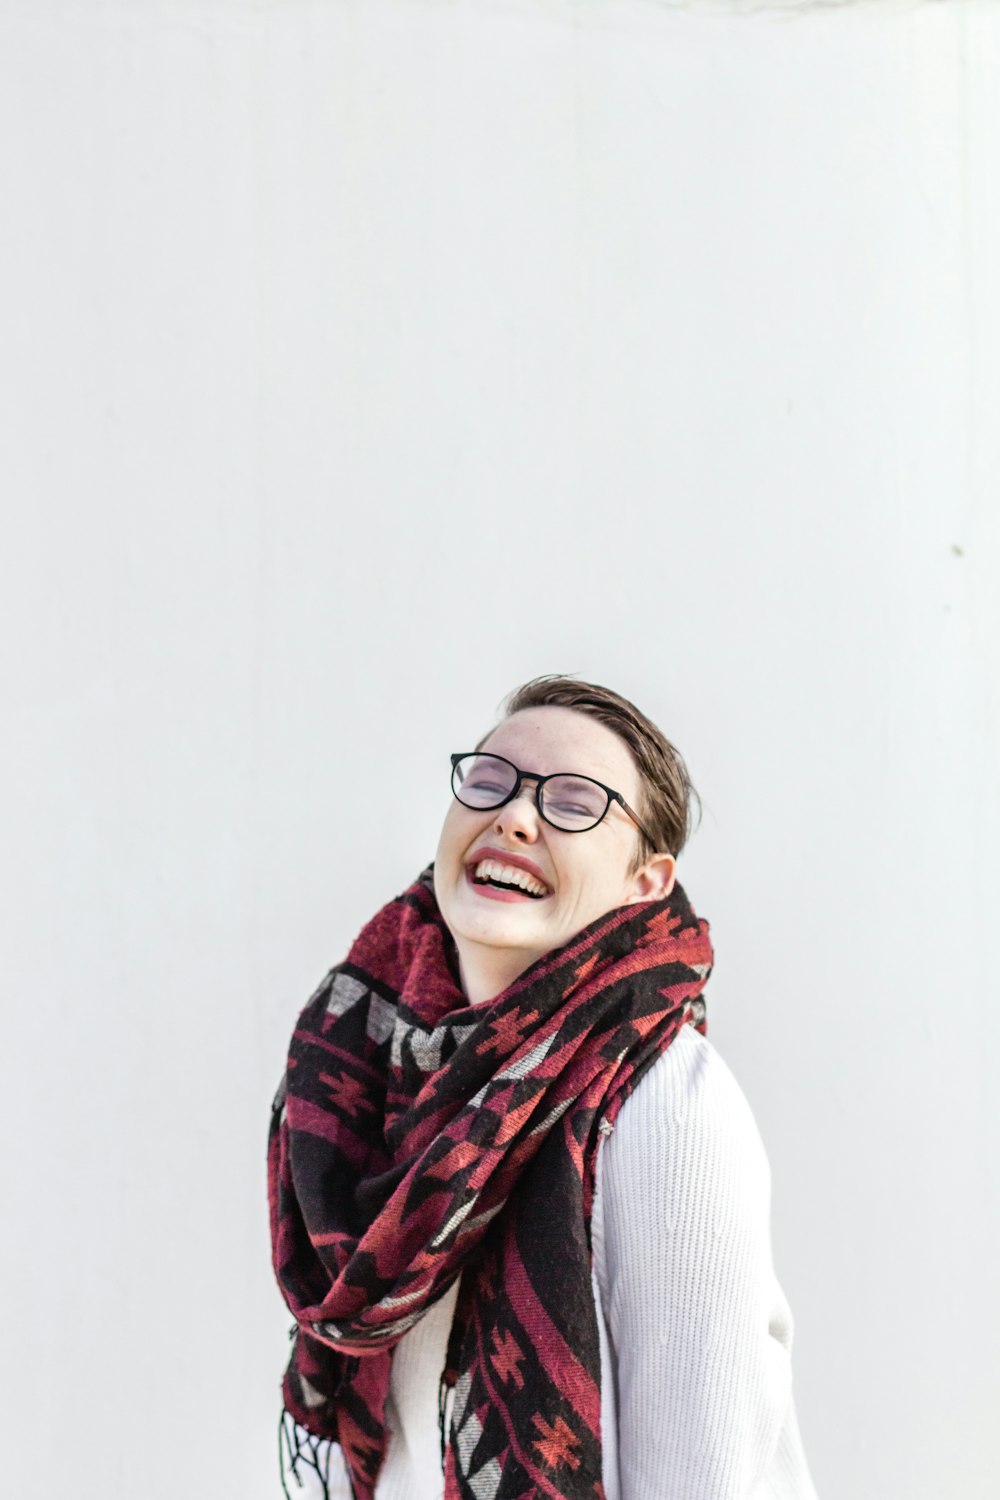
593,1027,819,1500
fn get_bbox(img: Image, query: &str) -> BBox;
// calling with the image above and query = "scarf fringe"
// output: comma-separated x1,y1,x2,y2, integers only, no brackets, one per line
438,1369,449,1471
279,1409,338,1500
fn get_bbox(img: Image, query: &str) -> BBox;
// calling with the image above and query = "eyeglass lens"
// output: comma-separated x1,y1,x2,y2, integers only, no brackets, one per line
452,754,609,831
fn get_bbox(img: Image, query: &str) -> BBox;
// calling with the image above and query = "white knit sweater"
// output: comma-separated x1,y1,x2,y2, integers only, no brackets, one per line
286,1026,819,1500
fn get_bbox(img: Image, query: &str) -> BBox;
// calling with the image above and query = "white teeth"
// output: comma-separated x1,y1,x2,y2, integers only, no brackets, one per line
473,859,549,897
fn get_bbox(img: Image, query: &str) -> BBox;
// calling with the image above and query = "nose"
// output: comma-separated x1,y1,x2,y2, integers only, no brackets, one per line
492,785,540,843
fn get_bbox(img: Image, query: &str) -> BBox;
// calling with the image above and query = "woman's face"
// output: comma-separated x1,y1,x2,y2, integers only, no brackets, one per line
433,706,676,1002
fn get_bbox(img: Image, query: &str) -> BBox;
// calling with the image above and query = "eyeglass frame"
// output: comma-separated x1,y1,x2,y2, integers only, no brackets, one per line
449,751,658,847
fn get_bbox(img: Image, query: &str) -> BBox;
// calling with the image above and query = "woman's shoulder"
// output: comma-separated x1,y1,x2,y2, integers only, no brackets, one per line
603,1024,772,1193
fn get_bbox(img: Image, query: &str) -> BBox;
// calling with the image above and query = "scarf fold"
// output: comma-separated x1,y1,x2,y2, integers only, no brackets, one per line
268,865,713,1500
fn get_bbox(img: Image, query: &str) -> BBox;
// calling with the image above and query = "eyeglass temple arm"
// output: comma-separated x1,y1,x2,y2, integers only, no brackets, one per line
613,792,658,850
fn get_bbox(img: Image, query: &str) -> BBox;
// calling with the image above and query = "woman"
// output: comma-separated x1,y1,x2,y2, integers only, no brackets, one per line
268,676,819,1500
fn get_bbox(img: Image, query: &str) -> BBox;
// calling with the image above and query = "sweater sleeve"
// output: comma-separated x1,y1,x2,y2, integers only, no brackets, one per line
592,1027,819,1500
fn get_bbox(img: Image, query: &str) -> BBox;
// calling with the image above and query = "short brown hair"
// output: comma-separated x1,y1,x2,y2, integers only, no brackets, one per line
479,674,701,872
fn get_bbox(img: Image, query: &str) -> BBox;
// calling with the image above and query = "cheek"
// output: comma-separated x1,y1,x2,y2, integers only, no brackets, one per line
434,810,467,917
435,811,461,873
434,807,454,858
436,804,484,872
560,845,630,912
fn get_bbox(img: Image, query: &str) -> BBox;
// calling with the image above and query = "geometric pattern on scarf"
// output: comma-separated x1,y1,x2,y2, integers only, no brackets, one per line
268,866,713,1500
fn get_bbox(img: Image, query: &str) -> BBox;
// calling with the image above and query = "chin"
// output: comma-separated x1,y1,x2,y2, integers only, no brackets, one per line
459,905,540,943
449,897,540,945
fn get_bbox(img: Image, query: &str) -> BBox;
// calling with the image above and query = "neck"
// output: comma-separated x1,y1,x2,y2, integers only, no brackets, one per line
455,937,542,1006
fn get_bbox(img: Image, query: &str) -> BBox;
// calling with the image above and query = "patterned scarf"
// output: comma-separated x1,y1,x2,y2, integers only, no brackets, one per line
268,865,713,1500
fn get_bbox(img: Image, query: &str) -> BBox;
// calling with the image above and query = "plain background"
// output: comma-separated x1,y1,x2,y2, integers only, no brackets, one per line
1,0,997,1496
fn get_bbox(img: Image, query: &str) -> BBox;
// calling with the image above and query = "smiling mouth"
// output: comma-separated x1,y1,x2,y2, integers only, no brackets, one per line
465,864,551,901
474,873,545,898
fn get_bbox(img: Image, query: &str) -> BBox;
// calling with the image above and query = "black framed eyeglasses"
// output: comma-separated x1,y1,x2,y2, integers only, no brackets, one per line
450,752,656,843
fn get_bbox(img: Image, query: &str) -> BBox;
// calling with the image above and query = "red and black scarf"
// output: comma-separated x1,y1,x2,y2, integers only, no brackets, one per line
268,865,713,1500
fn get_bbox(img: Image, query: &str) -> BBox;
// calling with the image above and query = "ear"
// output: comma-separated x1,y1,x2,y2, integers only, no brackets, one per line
629,851,676,901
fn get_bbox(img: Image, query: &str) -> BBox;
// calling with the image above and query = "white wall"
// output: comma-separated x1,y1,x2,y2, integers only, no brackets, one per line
1,1,997,1496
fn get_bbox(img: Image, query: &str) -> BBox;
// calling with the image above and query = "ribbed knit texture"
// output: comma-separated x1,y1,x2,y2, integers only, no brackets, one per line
284,1028,818,1500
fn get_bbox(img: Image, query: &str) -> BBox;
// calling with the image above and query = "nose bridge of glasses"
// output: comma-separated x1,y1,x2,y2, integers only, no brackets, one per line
505,770,543,815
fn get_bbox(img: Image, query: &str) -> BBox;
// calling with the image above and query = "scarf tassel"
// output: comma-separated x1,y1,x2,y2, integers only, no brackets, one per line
279,1408,339,1500
438,1369,449,1471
